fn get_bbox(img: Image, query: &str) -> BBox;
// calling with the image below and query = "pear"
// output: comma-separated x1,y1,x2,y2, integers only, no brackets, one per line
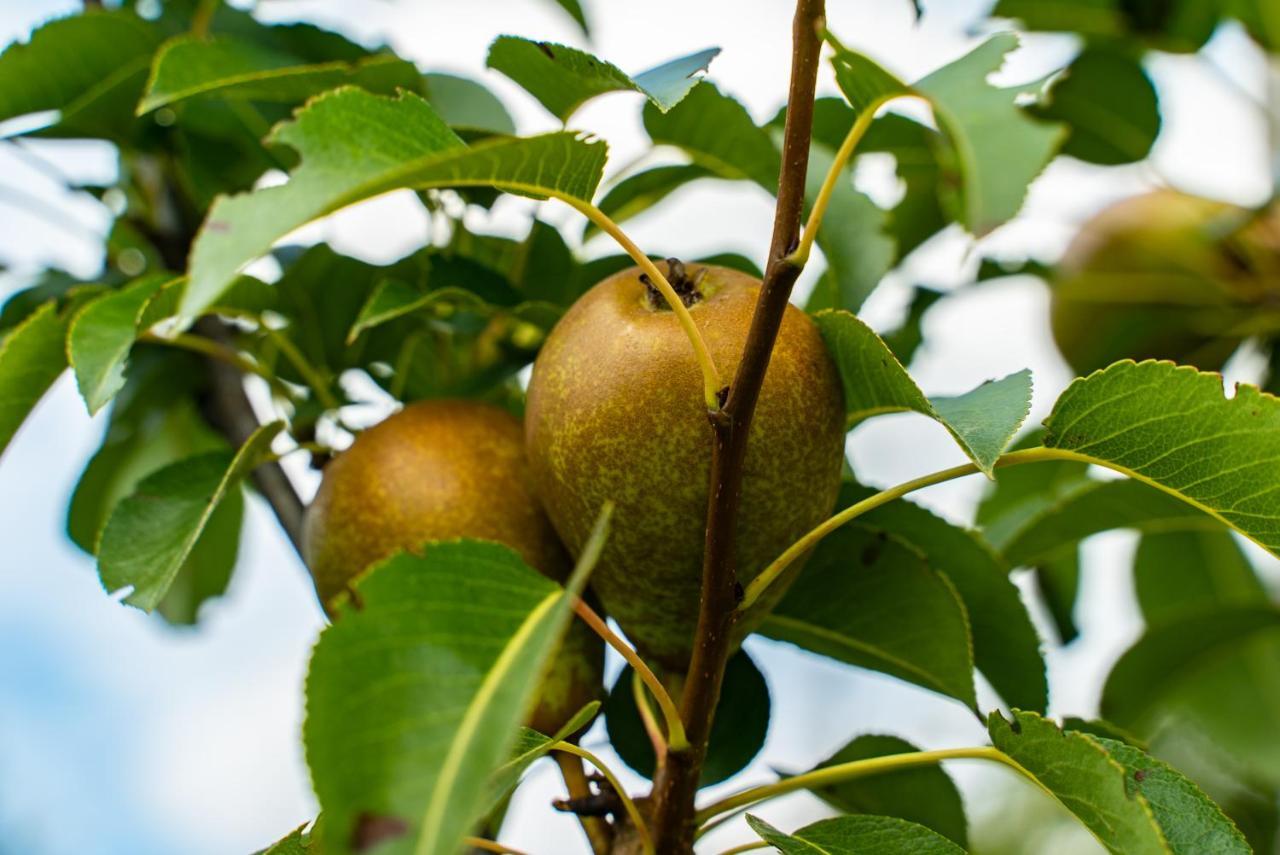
304,399,602,734
525,263,846,669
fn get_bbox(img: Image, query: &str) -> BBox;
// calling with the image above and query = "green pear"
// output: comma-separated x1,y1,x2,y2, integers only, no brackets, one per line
525,263,846,669
304,399,602,735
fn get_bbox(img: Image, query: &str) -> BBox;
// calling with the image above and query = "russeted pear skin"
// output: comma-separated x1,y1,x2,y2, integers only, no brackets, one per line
525,264,846,669
303,399,602,735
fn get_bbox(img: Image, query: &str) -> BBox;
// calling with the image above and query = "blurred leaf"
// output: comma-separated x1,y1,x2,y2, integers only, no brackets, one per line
547,0,590,34
0,301,72,459
1102,605,1280,788
987,710,1169,853
1032,47,1160,166
1032,550,1082,644
1134,530,1268,625
256,823,313,855
992,0,1126,37
186,87,606,317
423,72,515,135
154,485,242,625
606,650,769,787
487,701,600,811
998,478,1215,567
850,486,1047,712
748,814,965,855
761,524,977,709
586,164,715,239
68,273,173,415
305,540,591,855
0,270,93,333
97,421,280,611
880,286,944,365
487,36,718,122
993,0,1219,53
1041,361,1280,559
138,35,421,113
815,310,1032,475
1093,737,1251,854
976,429,1091,550
643,82,780,188
801,734,968,846
0,10,162,138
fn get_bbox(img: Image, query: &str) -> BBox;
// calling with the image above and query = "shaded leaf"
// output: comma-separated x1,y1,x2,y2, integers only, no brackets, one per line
880,286,944,366
815,310,1032,475
185,88,606,317
68,273,173,415
304,538,595,855
97,421,281,611
605,650,769,787
547,0,589,34
642,82,780,188
748,814,965,855
1134,530,1268,625
1041,360,1280,557
487,701,601,810
423,72,515,135
138,35,421,113
761,524,977,709
486,36,717,122
987,710,1168,854
802,734,968,846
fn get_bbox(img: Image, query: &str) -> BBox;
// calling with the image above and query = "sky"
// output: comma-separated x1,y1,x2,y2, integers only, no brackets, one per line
0,1,1276,853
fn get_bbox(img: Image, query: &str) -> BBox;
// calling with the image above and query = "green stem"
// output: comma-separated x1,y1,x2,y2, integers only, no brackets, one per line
554,742,653,855
262,326,341,411
738,446,1070,611
140,331,291,398
696,746,1033,826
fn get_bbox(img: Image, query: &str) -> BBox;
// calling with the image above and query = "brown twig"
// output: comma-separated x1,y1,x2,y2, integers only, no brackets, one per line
644,1,827,851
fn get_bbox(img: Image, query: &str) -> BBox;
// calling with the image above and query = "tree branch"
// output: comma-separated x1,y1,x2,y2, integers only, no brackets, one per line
645,1,826,850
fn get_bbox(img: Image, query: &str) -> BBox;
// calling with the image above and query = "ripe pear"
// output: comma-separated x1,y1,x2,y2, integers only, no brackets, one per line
525,263,846,669
1052,189,1280,374
304,399,602,735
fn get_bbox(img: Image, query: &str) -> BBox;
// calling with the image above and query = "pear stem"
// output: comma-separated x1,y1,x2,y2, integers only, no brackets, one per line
553,194,724,410
572,598,689,751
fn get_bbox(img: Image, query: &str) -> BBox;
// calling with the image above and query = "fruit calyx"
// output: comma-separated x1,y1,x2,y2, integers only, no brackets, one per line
642,257,705,311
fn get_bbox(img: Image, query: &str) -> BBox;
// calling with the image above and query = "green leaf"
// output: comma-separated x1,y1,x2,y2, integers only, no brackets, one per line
801,734,968,847
138,35,421,113
0,11,162,131
761,524,977,709
68,274,173,415
486,36,718,122
1032,550,1082,645
851,487,1047,713
486,701,600,810
998,478,1216,568
605,650,769,787
1032,47,1160,166
829,34,1065,234
880,286,944,365
1041,360,1280,558
585,164,715,239
256,823,313,855
815,310,1032,475
643,82,781,188
347,278,441,344
423,73,515,135
747,814,966,855
0,301,71,460
1093,737,1250,854
185,87,606,317
1101,605,1280,787
154,486,242,626
987,710,1169,854
1134,530,1268,625
97,421,281,611
547,0,590,34
304,536,596,855
992,0,1126,37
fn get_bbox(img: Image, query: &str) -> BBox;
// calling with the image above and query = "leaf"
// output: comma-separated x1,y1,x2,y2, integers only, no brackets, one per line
256,823,313,855
486,36,718,122
643,82,780,188
185,87,606,317
0,11,161,130
880,286,944,365
998,478,1216,567
0,301,71,460
138,35,421,113
829,34,1065,234
815,310,1032,475
1041,360,1280,558
304,535,597,855
605,649,770,787
1134,530,1268,625
1032,551,1082,644
486,701,600,810
992,0,1127,38
761,524,977,709
1092,737,1251,854
1032,47,1160,166
423,73,515,135
976,429,1091,550
851,487,1047,712
68,274,173,415
585,164,715,239
97,421,281,611
987,710,1169,854
1101,605,1280,787
547,0,590,34
747,814,966,855
801,734,968,846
